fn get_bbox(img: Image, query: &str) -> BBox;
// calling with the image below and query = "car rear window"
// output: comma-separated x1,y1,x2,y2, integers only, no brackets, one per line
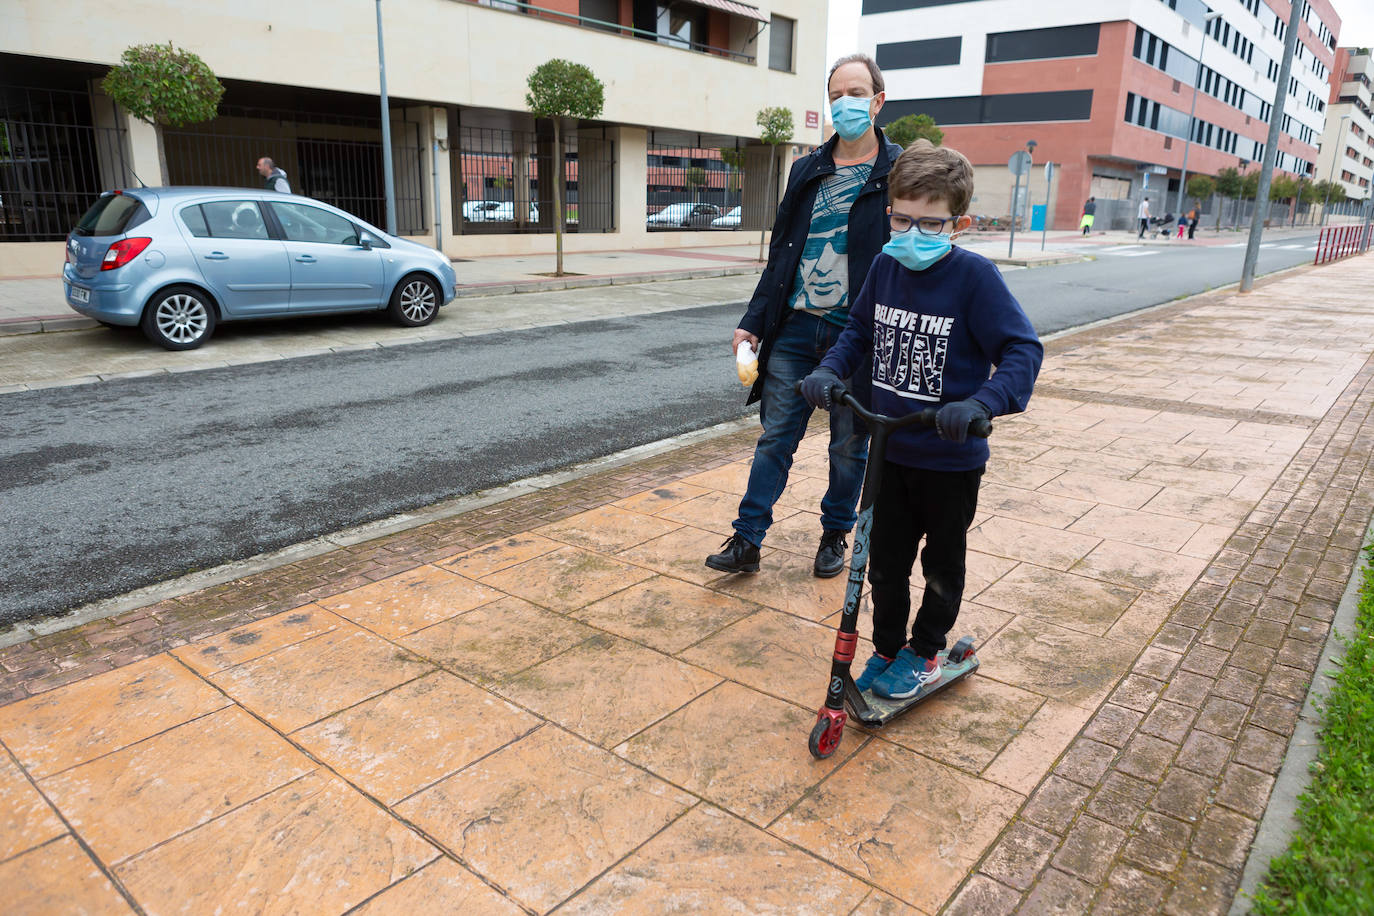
179,205,211,238
74,194,148,236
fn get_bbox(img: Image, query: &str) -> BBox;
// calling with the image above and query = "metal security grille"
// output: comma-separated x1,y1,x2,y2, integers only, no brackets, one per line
162,107,427,235
646,145,747,231
455,125,615,234
0,86,130,241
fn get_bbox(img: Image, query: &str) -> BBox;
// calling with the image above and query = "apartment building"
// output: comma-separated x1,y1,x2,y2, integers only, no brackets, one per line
858,0,1341,230
1314,47,1374,205
1,0,827,274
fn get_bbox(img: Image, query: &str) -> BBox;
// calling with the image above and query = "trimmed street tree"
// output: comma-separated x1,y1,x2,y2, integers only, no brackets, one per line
526,59,605,276
686,166,707,203
883,113,943,148
1186,174,1216,226
101,42,224,128
756,106,794,261
1215,166,1243,230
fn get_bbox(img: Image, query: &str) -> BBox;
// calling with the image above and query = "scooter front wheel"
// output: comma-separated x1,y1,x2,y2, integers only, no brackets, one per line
809,709,847,759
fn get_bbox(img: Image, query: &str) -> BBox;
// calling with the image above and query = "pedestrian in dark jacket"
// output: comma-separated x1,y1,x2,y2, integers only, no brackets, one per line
706,53,902,580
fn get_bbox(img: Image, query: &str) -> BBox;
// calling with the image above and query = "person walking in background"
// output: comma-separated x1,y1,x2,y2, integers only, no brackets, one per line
1176,211,1187,239
1080,196,1096,236
256,157,291,193
1187,205,1200,240
1137,197,1150,239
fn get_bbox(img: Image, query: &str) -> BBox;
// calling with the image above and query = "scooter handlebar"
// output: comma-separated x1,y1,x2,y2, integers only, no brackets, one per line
794,381,992,439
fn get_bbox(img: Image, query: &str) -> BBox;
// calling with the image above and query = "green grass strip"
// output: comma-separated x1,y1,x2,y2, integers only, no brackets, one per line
1251,543,1374,916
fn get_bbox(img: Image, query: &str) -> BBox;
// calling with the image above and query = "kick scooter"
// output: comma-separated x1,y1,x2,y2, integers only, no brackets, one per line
802,384,991,759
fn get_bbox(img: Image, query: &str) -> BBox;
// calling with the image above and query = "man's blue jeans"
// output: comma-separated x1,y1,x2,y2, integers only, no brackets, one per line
733,310,869,547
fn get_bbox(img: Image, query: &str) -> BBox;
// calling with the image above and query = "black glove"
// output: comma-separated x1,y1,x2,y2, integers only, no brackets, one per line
935,399,990,444
800,368,844,411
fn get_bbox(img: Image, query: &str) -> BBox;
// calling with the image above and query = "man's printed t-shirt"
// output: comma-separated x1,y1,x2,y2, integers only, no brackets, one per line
818,246,1043,471
789,151,876,326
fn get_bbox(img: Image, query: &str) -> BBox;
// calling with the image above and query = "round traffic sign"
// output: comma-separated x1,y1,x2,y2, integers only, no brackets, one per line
1008,150,1032,176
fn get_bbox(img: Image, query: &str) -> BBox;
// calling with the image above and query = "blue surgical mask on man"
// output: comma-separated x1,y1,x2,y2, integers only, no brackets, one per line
883,228,952,271
830,96,874,141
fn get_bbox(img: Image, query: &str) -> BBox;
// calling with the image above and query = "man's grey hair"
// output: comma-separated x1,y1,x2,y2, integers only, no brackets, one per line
828,54,884,94
259,157,276,167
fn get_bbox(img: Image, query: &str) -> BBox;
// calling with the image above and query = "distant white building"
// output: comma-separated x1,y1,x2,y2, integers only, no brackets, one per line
1314,47,1373,206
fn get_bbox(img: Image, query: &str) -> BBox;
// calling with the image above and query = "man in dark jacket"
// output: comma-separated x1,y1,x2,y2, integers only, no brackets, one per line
706,53,902,579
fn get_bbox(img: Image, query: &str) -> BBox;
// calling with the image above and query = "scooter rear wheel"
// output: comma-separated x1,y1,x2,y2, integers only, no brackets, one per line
947,636,976,664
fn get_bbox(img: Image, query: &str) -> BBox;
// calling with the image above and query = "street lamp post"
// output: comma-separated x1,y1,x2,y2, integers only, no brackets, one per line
1321,114,1351,226
1241,0,1303,292
1177,11,1224,218
375,0,398,235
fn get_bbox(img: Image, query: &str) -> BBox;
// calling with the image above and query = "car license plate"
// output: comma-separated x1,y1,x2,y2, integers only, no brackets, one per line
70,285,90,304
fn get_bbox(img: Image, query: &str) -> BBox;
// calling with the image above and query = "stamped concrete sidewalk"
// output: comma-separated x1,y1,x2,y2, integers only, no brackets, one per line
0,255,1372,914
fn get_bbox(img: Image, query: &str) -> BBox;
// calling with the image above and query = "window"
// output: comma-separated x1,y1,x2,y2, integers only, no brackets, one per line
659,4,706,50
74,194,148,237
769,15,794,72
878,36,961,70
986,24,1099,62
200,201,270,240
269,202,359,245
179,206,210,238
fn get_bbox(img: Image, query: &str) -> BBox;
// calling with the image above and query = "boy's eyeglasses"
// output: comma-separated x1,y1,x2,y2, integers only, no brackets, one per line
890,214,957,236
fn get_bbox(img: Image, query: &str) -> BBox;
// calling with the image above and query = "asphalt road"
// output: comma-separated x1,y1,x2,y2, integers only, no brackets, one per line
0,234,1323,622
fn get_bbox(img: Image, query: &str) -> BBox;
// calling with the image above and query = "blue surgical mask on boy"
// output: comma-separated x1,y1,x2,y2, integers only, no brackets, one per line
830,96,873,141
883,228,952,271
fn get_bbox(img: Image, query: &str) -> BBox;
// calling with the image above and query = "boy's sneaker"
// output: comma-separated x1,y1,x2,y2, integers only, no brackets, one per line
854,652,894,692
705,533,760,573
872,647,941,700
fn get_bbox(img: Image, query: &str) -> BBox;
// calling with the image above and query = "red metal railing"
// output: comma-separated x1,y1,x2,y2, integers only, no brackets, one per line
1314,222,1374,265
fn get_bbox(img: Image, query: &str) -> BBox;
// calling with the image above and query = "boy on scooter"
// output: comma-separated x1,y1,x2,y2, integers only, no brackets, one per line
799,140,1042,700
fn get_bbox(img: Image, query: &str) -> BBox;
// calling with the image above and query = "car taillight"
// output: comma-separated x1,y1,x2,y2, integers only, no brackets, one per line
101,237,152,270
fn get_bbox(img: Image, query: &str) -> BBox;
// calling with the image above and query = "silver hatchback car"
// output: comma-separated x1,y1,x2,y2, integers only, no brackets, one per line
63,187,458,350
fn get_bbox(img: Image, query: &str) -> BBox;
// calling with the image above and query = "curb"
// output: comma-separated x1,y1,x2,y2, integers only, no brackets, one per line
989,254,1086,268
452,264,762,299
0,415,761,648
0,315,99,337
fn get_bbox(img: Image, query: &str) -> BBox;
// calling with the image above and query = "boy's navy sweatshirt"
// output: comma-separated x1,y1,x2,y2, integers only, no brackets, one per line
819,245,1043,471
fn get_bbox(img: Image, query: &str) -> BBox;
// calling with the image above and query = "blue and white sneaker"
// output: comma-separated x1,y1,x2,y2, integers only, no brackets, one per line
872,647,941,700
854,653,894,693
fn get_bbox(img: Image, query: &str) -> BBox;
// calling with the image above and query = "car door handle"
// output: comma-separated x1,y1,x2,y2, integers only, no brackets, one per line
295,255,316,263
204,252,229,260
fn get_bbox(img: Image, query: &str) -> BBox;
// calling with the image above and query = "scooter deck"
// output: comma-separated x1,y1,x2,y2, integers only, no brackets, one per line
846,650,979,727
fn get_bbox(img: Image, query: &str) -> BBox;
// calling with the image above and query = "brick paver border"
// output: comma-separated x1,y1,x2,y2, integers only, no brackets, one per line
943,345,1374,914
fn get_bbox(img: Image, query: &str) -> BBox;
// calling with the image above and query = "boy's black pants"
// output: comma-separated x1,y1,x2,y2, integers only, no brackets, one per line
868,461,984,661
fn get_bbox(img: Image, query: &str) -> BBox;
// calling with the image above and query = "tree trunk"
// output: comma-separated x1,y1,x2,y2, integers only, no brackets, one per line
553,118,564,277
758,145,775,262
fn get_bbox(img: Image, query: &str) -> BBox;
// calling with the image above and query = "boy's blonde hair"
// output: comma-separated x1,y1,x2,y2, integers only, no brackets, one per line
888,139,974,216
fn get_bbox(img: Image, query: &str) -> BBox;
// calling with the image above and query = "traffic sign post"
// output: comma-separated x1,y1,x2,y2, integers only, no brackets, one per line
1042,162,1054,251
1008,150,1032,257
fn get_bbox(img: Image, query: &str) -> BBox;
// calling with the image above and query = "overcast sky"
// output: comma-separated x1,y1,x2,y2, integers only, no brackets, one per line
825,0,1374,78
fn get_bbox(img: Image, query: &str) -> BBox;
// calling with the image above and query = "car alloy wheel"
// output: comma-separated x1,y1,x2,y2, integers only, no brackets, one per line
156,294,209,344
388,274,440,327
140,285,217,350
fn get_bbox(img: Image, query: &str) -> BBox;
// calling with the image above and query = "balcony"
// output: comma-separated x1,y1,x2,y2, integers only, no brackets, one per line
462,0,768,64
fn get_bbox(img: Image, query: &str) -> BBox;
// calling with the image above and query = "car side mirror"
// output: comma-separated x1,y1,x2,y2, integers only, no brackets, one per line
357,231,375,250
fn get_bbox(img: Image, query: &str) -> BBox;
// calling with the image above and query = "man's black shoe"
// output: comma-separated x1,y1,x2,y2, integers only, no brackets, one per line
705,533,760,574
814,530,848,578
